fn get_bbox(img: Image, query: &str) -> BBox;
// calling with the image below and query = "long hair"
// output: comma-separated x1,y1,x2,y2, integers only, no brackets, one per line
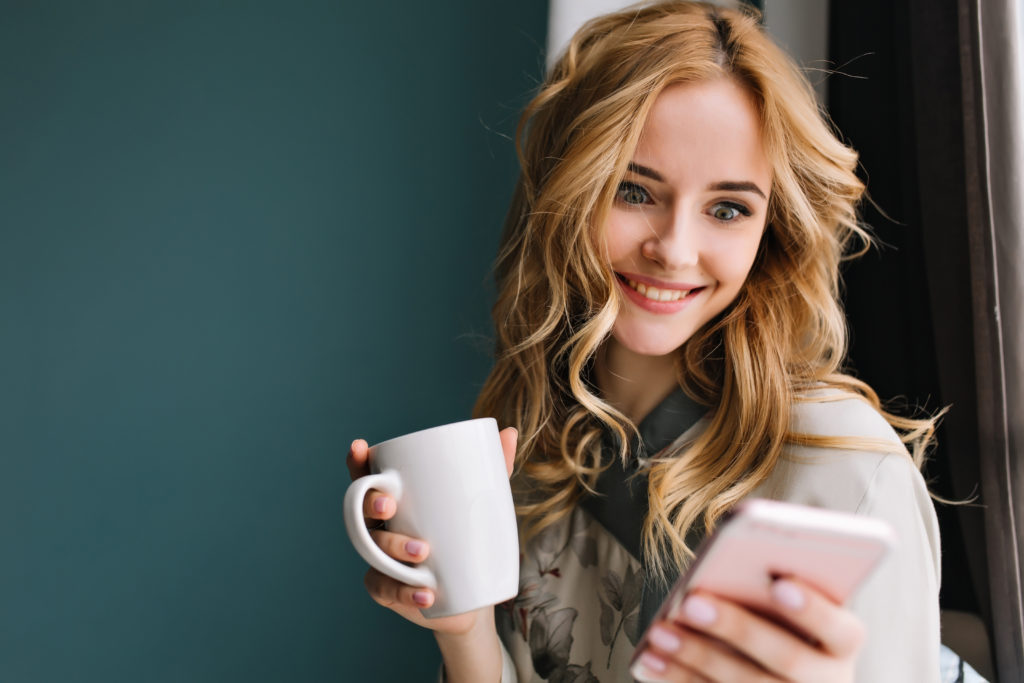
473,0,939,580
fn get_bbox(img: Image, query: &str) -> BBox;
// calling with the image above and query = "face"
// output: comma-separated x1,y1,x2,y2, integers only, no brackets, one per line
603,78,772,357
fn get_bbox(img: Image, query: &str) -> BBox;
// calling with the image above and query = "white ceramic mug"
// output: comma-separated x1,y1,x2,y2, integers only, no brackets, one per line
344,417,519,618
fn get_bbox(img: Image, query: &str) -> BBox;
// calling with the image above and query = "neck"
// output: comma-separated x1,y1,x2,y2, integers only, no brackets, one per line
596,339,680,424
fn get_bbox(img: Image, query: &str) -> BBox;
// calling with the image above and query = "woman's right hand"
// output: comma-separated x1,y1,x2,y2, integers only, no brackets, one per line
345,428,519,637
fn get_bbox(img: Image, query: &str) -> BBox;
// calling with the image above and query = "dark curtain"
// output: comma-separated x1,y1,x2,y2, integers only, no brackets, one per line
829,0,1023,680
960,0,1024,678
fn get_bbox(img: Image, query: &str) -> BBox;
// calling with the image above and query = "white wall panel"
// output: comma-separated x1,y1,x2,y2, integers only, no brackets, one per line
546,0,829,102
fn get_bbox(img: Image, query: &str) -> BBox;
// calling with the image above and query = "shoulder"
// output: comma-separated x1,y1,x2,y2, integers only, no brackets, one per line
789,388,903,447
753,389,921,515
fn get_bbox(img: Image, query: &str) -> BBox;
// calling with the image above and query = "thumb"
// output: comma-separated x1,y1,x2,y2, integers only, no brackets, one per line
498,426,518,478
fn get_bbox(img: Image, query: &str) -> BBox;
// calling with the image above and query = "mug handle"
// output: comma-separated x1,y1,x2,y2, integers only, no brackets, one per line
343,470,438,590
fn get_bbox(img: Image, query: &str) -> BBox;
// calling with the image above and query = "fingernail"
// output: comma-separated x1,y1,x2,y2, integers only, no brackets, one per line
373,497,388,514
405,540,425,557
682,595,717,625
412,590,432,607
772,579,806,609
636,651,667,673
647,625,680,652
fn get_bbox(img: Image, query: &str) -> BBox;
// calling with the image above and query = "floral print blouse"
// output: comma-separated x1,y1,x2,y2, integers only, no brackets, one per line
495,389,704,682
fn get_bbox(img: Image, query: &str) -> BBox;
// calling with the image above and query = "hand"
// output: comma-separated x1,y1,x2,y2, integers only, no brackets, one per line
345,427,519,637
632,578,865,682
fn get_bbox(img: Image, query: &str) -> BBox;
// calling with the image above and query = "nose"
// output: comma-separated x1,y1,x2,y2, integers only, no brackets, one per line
641,206,699,270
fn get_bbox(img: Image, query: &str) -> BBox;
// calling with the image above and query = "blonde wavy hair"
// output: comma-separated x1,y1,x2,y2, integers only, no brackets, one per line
473,0,939,580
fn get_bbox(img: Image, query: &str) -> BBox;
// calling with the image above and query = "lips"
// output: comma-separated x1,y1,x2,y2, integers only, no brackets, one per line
615,272,705,307
623,277,691,302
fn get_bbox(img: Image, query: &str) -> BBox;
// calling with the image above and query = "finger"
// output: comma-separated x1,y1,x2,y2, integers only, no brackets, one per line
363,568,435,611
369,529,430,563
499,427,518,477
346,439,370,480
639,620,777,682
362,489,396,522
631,645,715,682
766,578,866,657
670,592,834,680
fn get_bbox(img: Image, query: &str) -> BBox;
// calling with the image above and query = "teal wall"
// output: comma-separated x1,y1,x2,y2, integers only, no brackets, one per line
0,2,547,680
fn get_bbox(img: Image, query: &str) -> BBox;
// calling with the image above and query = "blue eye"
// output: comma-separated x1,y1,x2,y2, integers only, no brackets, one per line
710,202,751,222
616,181,651,205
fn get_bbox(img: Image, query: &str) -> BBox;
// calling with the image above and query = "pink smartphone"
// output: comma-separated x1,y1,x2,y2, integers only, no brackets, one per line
631,499,896,670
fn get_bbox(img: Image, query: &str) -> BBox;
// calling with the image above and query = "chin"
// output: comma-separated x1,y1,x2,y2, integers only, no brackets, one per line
610,327,689,358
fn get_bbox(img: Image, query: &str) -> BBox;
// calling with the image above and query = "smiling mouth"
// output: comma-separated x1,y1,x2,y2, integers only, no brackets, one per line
617,274,701,302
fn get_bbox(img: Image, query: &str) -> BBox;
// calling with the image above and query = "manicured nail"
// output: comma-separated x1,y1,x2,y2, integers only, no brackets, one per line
647,625,680,653
412,590,432,607
682,595,717,625
405,540,425,557
637,651,667,673
772,579,806,609
373,497,388,514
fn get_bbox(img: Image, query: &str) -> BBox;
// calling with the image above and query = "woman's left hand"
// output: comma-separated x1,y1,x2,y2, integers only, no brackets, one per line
631,578,865,682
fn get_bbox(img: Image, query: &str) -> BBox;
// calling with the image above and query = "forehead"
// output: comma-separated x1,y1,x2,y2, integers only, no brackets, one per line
633,78,772,187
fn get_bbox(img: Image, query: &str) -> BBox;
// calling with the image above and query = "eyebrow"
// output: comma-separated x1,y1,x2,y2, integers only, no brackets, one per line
626,163,768,200
627,162,664,182
707,180,767,199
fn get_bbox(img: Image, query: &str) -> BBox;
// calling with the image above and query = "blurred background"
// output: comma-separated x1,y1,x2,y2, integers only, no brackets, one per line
2,0,1020,681
1,2,546,680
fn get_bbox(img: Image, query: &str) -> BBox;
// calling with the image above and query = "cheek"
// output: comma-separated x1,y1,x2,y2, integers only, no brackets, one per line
708,231,765,285
720,224,770,278
603,214,643,263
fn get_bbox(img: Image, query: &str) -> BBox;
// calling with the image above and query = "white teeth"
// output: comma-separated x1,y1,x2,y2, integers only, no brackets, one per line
626,278,689,302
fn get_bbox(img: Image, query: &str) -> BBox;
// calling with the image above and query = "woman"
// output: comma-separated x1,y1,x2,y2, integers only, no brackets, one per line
348,2,942,680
